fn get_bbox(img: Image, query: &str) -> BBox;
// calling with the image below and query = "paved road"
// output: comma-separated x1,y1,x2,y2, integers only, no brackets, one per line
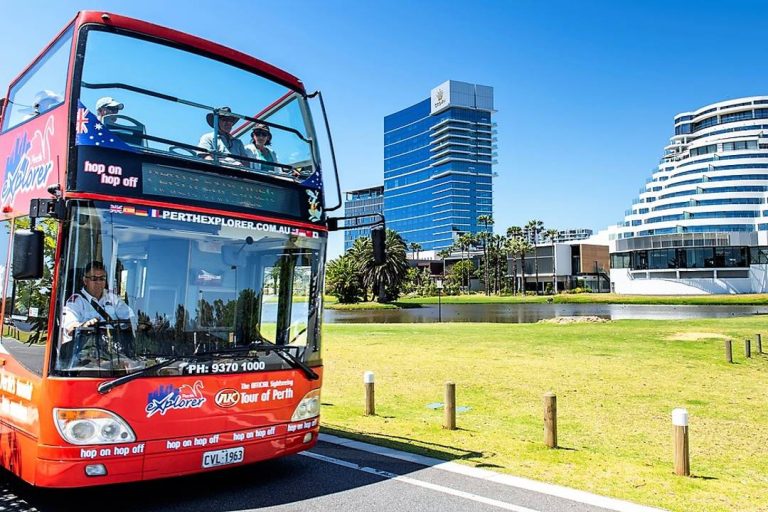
0,435,664,512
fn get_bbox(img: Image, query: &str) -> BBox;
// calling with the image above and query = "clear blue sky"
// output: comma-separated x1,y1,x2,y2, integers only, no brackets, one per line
2,0,766,258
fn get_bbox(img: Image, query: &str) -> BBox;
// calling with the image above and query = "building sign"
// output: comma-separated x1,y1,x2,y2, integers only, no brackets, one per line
431,81,451,115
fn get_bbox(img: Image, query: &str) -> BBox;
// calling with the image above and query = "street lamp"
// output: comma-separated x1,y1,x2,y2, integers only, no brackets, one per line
435,278,443,323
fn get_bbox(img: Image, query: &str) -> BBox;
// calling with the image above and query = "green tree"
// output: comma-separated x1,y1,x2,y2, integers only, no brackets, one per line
349,229,408,303
526,219,544,295
449,259,476,290
487,233,506,294
408,242,422,261
325,254,363,303
545,228,559,294
402,266,420,295
437,248,452,282
456,233,476,293
417,267,436,296
477,215,494,296
506,226,523,294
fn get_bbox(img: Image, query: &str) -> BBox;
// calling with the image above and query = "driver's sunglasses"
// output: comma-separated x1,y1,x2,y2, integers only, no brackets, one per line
253,130,269,138
85,275,107,282
103,107,119,114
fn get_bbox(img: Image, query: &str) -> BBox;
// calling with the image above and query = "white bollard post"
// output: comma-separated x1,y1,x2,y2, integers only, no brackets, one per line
364,371,375,416
672,408,690,476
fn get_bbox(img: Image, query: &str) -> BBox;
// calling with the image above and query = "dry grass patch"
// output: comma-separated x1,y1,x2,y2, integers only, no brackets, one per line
668,332,730,341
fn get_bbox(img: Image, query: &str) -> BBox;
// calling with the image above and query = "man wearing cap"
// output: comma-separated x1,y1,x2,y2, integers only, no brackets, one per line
20,90,63,120
95,97,124,121
197,106,248,166
244,123,278,172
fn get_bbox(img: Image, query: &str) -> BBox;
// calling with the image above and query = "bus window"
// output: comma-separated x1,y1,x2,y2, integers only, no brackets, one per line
0,220,11,330
53,201,325,376
76,27,317,174
6,217,58,350
2,25,73,131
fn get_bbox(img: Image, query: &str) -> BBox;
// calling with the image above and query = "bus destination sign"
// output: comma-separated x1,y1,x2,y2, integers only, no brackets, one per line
142,164,300,215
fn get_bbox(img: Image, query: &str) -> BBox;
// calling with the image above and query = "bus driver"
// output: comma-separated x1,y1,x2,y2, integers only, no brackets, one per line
61,260,137,343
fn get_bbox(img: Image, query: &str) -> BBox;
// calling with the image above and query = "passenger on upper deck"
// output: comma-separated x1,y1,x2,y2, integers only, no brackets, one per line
95,96,124,121
245,123,278,172
198,106,249,166
21,90,63,120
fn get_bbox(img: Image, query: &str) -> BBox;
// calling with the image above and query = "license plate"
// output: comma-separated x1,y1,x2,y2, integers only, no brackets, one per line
202,447,244,468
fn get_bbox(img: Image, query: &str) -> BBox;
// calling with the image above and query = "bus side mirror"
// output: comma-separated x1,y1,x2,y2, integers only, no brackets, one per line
12,230,44,280
371,226,386,265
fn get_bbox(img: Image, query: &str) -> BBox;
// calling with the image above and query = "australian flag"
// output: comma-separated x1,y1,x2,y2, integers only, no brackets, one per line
299,168,323,191
75,100,135,153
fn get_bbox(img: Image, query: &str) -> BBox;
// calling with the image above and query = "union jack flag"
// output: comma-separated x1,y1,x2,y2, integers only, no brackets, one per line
76,107,90,134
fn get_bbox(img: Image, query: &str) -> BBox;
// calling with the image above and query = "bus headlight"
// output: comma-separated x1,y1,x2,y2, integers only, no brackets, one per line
54,408,136,445
291,389,320,421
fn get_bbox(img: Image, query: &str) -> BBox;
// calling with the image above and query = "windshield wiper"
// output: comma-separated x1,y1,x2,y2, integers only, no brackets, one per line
97,357,181,394
97,340,318,394
249,341,319,381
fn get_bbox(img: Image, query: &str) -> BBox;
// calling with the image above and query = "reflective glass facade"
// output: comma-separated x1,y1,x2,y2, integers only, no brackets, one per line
343,186,384,251
618,96,768,242
611,97,768,293
383,81,495,250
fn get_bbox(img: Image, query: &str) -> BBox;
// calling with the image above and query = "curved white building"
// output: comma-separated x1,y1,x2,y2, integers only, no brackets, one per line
610,96,768,294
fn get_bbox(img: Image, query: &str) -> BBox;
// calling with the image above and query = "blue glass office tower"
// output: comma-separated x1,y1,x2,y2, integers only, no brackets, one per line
384,81,495,251
343,186,384,251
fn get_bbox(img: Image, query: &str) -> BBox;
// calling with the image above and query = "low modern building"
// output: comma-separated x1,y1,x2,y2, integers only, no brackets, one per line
610,96,768,294
343,185,384,251
510,243,610,293
384,80,496,251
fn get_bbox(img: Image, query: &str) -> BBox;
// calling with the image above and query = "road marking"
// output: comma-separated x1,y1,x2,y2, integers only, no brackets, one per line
319,434,666,512
301,451,541,512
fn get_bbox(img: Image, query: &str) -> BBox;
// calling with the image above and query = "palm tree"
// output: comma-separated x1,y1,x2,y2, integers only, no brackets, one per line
544,228,559,294
457,233,475,293
515,238,533,294
437,248,452,282
477,215,494,296
487,234,505,294
409,242,422,261
526,219,544,295
349,230,408,303
506,226,523,294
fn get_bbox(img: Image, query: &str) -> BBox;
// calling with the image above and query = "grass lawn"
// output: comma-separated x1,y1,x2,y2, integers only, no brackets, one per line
321,318,768,512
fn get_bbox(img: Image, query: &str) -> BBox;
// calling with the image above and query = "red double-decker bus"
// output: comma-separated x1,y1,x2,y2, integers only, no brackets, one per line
0,11,376,487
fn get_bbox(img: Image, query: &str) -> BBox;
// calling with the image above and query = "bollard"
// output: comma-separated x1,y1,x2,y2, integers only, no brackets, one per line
745,338,751,358
543,392,557,448
672,408,690,476
725,339,733,363
364,371,375,416
444,382,456,430
757,334,763,354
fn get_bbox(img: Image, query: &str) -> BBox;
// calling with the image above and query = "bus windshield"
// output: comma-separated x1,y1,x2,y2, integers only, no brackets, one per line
77,26,317,176
54,201,325,377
